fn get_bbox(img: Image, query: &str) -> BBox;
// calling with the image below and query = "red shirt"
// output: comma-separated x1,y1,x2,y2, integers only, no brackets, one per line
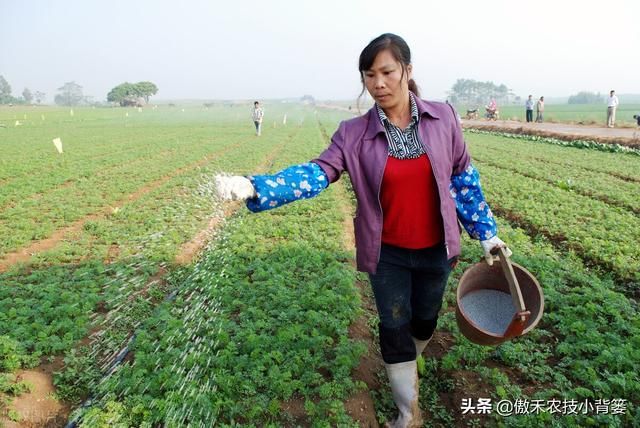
380,154,443,248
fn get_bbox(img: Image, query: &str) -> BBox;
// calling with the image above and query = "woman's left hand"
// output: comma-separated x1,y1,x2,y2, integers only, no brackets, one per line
480,236,512,266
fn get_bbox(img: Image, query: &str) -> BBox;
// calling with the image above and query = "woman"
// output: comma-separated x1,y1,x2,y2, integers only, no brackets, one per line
216,33,510,428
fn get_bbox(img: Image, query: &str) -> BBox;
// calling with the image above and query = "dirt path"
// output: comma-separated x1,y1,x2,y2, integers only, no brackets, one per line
0,369,68,428
335,180,381,428
462,119,640,147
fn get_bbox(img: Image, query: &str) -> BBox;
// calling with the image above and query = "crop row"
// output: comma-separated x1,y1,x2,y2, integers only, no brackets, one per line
433,219,640,426
465,130,640,180
2,106,638,426
468,128,640,156
474,161,639,285
0,111,299,353
0,106,255,180
0,138,250,256
0,128,204,194
469,144,640,214
1,144,189,210
0,107,306,421
72,117,369,426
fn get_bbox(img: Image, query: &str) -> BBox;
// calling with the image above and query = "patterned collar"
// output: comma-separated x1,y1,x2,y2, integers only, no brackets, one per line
375,92,420,129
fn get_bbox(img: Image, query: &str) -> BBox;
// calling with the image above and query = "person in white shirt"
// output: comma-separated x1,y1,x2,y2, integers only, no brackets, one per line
525,95,534,123
251,101,265,136
607,90,619,128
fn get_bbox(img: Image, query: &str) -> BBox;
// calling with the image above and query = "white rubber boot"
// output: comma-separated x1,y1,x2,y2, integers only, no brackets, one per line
384,360,423,428
413,334,432,356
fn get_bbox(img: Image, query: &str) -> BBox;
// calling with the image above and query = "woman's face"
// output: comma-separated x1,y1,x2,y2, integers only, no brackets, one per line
363,49,411,111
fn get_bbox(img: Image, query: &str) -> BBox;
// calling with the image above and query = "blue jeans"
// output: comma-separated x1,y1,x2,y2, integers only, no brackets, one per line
368,242,452,363
254,120,262,135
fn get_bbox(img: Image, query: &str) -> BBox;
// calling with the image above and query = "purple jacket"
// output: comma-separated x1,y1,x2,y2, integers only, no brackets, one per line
312,97,470,273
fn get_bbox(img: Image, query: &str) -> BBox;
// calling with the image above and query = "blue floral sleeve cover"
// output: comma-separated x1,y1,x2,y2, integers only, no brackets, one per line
449,164,497,240
246,162,329,212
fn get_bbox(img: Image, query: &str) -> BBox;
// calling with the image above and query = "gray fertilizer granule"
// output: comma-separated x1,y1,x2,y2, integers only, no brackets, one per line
459,289,517,335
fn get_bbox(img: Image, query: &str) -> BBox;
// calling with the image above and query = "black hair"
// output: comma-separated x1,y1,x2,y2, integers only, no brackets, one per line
357,33,419,109
254,101,259,106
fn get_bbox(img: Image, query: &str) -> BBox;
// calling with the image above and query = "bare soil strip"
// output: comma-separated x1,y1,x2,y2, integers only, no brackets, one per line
0,368,69,428
335,181,380,428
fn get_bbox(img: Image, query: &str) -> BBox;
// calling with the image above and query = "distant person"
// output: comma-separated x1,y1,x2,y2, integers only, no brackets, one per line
251,101,264,136
536,96,544,123
525,95,534,123
485,98,498,120
487,98,497,112
607,90,619,128
215,33,510,427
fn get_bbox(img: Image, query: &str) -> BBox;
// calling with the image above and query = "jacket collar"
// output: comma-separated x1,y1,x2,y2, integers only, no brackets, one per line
363,92,440,140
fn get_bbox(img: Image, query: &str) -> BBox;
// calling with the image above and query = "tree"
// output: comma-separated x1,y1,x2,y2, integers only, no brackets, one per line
107,81,158,106
0,75,12,104
22,88,33,104
107,82,137,106
135,81,158,103
448,78,514,106
55,81,84,106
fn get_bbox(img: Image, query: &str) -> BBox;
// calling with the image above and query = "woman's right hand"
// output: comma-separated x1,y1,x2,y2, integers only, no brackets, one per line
214,175,256,201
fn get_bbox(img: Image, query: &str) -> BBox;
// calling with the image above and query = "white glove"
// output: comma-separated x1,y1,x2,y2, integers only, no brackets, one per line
214,175,256,201
480,236,512,266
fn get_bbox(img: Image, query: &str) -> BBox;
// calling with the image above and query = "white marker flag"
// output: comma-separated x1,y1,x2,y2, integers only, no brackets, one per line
15,120,21,127
283,114,287,125
125,112,129,117
70,109,74,116
52,137,63,154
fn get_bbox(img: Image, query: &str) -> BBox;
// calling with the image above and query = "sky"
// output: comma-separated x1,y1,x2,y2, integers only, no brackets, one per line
1,0,639,103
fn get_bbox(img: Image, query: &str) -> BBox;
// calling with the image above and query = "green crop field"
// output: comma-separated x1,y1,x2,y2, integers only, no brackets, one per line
0,105,638,427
